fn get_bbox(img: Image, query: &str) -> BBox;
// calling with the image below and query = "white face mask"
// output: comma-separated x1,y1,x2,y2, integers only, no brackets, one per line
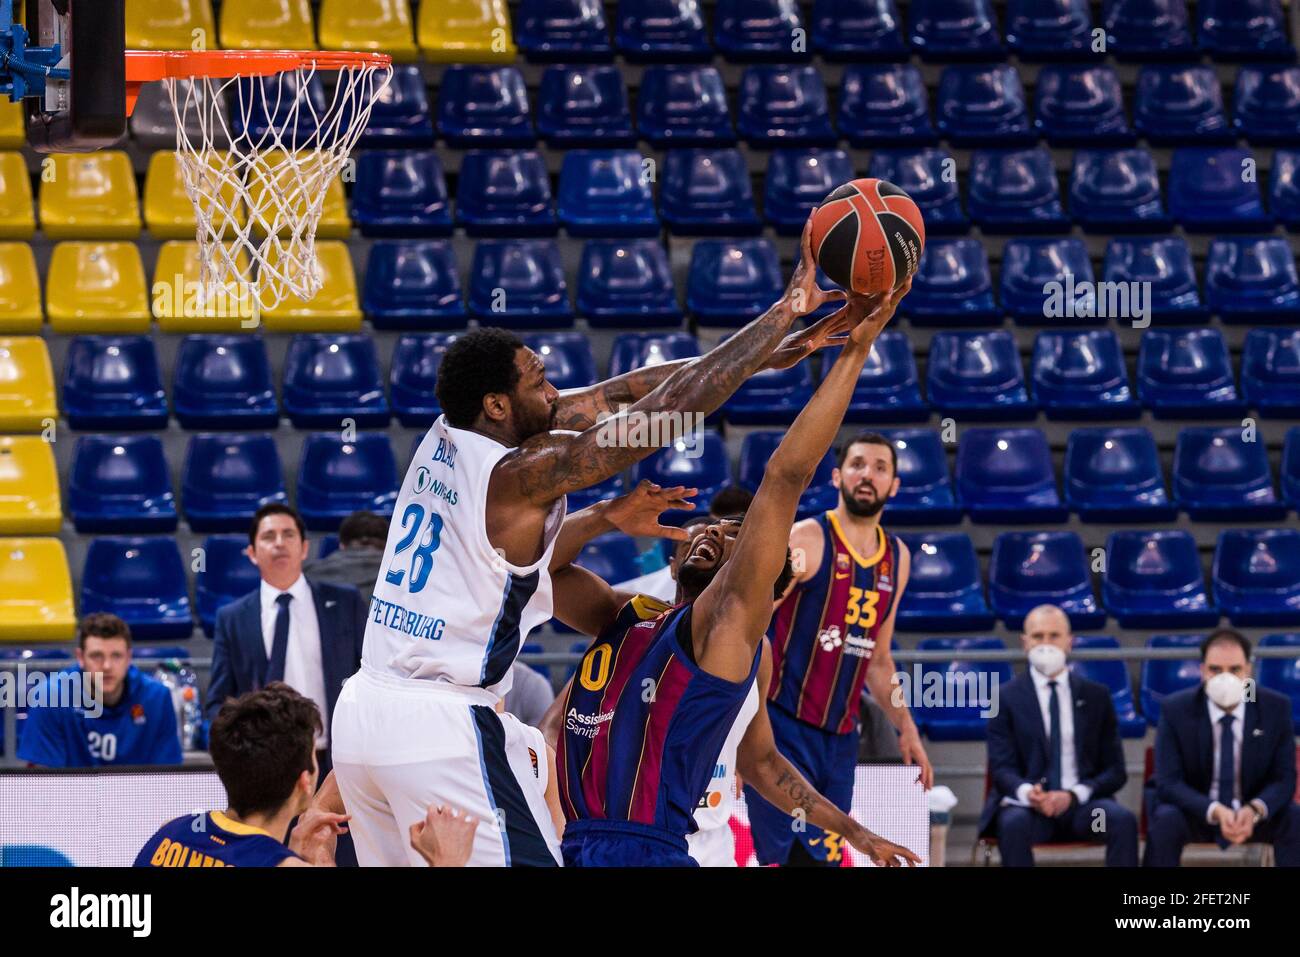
1206,672,1245,710
1028,643,1067,677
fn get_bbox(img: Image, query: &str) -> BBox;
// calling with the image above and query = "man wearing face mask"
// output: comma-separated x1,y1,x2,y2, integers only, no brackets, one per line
978,604,1136,866
1144,629,1299,867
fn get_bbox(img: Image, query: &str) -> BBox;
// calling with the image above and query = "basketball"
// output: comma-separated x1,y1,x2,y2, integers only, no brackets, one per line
809,179,926,296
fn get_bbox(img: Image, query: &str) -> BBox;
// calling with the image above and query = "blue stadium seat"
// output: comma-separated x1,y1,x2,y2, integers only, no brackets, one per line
1104,530,1218,628
171,335,277,431
282,334,390,429
566,474,625,512
1006,0,1092,59
1069,149,1168,231
1102,237,1205,321
738,432,837,518
1133,65,1231,144
686,239,783,326
357,66,435,147
1198,0,1293,59
182,434,286,533
1168,148,1271,231
1256,633,1300,725
1269,150,1300,226
62,336,168,431
232,72,328,142
455,150,556,237
811,0,907,60
1213,528,1300,626
574,532,643,586
1234,66,1300,143
614,0,711,61
989,530,1105,629
737,66,834,146
516,0,613,60
1035,65,1132,145
362,240,465,331
1173,427,1284,520
297,433,399,531
866,149,967,233
557,149,658,237
1068,635,1147,738
1286,428,1300,509
837,64,935,146
908,0,1002,60
967,147,1068,231
81,537,193,640
630,429,731,522
352,151,452,238
577,239,681,327
935,65,1033,146
901,239,999,324
195,535,260,637
1140,634,1203,726
635,66,734,146
913,638,1012,741
1204,236,1300,320
389,332,458,427
957,428,1068,523
468,240,572,327
524,332,597,391
1032,329,1139,420
724,362,815,425
68,434,177,533
1137,328,1244,418
659,148,760,235
927,330,1035,420
1243,328,1300,418
536,66,634,146
896,532,996,632
609,332,701,378
318,537,340,561
713,0,805,61
1064,427,1177,522
999,237,1096,323
435,66,534,147
1102,0,1194,59
764,148,855,235
880,428,962,525
827,334,927,423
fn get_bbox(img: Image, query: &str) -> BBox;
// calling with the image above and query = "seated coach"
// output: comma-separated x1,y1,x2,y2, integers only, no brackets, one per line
1143,629,1299,867
978,604,1137,866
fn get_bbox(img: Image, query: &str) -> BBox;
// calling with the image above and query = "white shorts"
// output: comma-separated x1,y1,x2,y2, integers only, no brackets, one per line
331,665,562,867
687,821,738,867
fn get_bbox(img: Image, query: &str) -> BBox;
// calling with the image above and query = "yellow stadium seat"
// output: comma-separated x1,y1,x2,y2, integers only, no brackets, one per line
260,241,361,332
0,538,76,643
319,0,418,60
0,101,24,150
143,150,246,240
219,0,316,50
0,337,57,432
39,152,142,240
0,243,43,334
245,151,350,240
125,0,218,50
0,437,61,534
46,242,152,334
419,0,516,63
0,153,33,240
152,240,258,332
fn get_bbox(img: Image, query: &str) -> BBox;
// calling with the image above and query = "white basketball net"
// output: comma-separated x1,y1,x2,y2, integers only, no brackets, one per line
164,61,392,315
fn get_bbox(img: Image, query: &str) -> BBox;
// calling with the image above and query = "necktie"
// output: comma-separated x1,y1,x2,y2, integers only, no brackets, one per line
1218,713,1236,810
1047,680,1062,792
267,592,292,684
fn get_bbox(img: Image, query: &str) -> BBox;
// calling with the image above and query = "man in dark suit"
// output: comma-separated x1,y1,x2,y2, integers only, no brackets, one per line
1143,629,1299,867
979,604,1137,866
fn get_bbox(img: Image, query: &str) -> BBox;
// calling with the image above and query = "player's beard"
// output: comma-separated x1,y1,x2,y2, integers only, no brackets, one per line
512,401,558,441
676,559,721,598
842,486,887,518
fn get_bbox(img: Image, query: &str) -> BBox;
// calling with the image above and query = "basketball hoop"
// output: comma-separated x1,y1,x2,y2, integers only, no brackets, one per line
126,50,393,315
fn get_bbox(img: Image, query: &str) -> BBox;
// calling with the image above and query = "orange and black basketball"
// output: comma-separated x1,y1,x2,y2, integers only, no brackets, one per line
809,179,926,296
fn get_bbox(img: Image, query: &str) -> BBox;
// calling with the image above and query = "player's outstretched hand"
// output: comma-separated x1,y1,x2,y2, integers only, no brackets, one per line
846,278,911,348
783,209,848,320
603,479,698,542
410,804,480,867
849,827,922,868
288,808,350,867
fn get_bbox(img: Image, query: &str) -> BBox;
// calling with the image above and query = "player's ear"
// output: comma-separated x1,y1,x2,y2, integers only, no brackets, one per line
888,475,900,498
482,390,510,425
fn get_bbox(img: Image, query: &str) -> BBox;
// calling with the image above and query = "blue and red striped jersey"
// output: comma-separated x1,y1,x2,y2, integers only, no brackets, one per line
558,595,759,838
767,513,901,734
134,811,298,867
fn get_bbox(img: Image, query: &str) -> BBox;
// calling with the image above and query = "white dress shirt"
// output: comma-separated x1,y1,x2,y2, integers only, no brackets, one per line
1206,697,1245,821
1010,668,1094,807
259,574,329,747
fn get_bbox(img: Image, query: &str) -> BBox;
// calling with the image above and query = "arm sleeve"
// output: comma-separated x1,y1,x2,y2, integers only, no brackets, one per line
1081,690,1127,799
205,610,238,724
987,697,1032,799
16,697,70,767
1249,700,1297,816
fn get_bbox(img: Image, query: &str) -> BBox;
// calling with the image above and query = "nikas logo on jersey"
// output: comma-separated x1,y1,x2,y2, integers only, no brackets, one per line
413,466,459,506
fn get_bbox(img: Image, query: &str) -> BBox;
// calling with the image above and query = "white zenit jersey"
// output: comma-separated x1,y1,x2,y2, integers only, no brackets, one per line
691,678,761,836
361,415,566,698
